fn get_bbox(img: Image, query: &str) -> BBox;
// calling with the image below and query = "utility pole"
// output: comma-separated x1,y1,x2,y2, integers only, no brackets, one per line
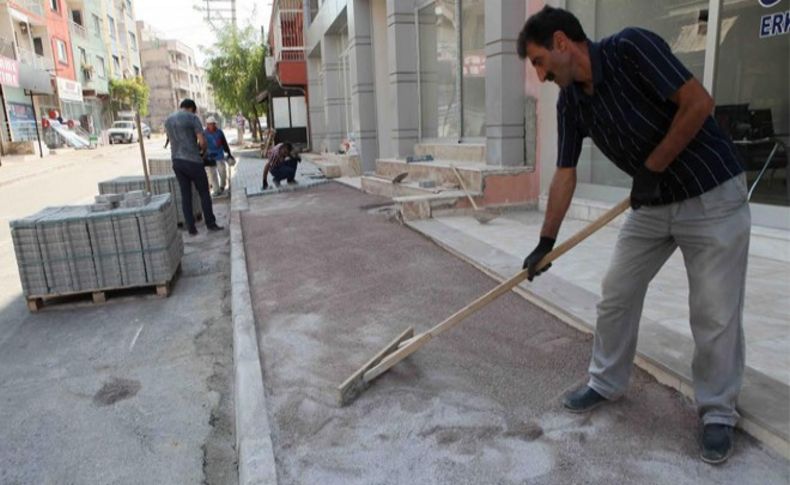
197,0,237,30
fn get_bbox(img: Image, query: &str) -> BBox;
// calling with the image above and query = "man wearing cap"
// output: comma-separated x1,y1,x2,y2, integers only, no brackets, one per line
203,116,235,197
164,99,223,235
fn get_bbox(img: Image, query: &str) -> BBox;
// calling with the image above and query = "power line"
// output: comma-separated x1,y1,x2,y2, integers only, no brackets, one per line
196,0,237,30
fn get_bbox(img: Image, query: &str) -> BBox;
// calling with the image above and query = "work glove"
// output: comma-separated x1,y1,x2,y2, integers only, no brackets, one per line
523,236,556,281
630,165,664,210
227,154,236,167
262,178,269,190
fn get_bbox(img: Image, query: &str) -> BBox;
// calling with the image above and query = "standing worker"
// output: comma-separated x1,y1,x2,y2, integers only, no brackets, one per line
203,116,235,197
518,7,749,464
164,99,224,235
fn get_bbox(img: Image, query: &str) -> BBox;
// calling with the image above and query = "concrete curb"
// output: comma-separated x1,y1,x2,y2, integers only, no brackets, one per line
230,167,278,484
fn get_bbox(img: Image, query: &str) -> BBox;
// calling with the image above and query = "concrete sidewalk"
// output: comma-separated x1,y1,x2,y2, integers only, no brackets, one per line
406,203,790,458
239,182,788,484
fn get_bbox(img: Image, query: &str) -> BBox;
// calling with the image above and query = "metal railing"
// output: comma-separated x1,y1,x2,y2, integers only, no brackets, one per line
69,21,88,40
17,46,53,71
0,35,15,59
273,0,305,63
3,0,44,17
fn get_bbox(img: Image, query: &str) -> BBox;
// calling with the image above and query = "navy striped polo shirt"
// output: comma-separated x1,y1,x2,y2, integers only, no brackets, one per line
557,27,743,205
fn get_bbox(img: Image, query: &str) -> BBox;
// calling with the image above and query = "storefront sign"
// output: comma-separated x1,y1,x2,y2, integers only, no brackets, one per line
758,0,789,38
759,10,789,37
0,56,20,88
56,77,83,103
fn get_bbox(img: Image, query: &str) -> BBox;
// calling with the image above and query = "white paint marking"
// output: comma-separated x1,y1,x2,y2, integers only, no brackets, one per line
129,325,144,351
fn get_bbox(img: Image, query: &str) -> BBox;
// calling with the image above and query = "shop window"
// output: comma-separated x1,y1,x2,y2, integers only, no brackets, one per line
417,0,485,141
566,0,709,189
714,0,788,207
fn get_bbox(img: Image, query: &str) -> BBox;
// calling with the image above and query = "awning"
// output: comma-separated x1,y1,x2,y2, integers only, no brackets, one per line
18,64,53,95
255,85,304,103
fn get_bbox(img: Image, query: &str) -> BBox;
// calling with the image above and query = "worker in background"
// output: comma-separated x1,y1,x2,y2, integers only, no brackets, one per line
518,6,749,465
262,142,300,190
203,116,235,197
164,99,223,235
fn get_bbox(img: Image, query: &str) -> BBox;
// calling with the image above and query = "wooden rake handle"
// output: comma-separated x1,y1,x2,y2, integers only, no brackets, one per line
363,198,630,383
450,165,480,211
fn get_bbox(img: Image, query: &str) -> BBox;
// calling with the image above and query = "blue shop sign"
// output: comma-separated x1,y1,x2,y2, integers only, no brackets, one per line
758,0,789,38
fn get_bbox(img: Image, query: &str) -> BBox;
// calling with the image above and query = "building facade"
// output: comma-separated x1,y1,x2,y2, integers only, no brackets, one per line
0,0,145,153
65,0,111,133
137,21,215,131
305,0,788,228
0,0,55,153
264,0,308,147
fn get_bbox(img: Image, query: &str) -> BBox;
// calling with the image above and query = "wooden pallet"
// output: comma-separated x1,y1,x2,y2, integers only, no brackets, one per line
25,264,181,312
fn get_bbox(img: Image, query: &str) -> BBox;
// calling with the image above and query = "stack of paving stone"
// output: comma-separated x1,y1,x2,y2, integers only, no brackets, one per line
10,194,183,298
148,158,173,176
97,175,200,226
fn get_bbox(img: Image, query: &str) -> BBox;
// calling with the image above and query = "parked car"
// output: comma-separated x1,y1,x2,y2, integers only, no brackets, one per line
108,121,151,144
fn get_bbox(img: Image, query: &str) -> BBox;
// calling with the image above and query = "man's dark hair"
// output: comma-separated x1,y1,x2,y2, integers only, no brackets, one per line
517,6,587,59
180,98,197,111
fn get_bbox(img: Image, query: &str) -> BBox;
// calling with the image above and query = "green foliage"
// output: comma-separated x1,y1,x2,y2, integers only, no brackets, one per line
109,77,150,117
205,26,269,138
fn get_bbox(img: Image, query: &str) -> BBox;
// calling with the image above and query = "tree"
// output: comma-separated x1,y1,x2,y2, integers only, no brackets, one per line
109,77,150,117
205,26,269,141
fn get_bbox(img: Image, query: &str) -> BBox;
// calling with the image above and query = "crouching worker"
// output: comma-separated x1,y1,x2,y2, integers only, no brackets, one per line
262,142,300,190
203,116,235,196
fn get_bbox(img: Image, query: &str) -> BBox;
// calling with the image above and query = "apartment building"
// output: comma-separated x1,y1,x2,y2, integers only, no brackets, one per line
0,0,144,153
263,0,308,148
64,0,111,132
137,21,216,131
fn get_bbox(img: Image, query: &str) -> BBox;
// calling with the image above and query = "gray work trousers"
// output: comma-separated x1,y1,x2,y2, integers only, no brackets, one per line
588,174,751,427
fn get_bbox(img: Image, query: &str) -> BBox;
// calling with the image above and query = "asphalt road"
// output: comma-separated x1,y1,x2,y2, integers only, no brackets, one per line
0,141,236,484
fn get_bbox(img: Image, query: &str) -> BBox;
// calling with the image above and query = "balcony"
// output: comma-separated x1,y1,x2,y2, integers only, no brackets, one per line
0,36,14,59
3,0,43,17
17,46,53,72
69,21,88,41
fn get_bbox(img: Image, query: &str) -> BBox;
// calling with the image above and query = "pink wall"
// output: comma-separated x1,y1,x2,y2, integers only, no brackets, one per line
45,0,76,81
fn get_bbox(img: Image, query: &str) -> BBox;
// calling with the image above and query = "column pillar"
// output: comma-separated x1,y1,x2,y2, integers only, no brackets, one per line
485,0,527,166
347,0,379,172
307,55,325,151
386,0,419,158
320,34,345,152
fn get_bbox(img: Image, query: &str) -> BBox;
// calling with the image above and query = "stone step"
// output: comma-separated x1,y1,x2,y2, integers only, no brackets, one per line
414,142,486,163
303,153,362,178
394,191,483,221
359,175,444,199
375,158,487,192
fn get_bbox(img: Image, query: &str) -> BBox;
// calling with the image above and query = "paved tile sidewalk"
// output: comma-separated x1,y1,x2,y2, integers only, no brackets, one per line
235,156,328,197
408,209,790,453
